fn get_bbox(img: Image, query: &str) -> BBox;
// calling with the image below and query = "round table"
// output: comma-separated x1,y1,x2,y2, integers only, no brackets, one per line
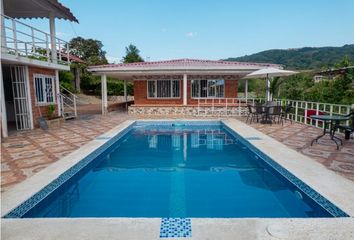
310,115,350,150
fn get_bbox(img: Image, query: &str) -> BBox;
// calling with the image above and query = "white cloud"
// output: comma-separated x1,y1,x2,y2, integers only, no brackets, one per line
185,32,197,38
106,55,120,64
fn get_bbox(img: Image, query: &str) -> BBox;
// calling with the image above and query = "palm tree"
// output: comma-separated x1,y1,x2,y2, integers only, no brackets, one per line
269,77,283,100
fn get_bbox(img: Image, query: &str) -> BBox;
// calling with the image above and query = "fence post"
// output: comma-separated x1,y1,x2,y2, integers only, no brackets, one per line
315,103,319,128
238,99,241,116
295,101,298,122
73,95,77,117
304,102,308,125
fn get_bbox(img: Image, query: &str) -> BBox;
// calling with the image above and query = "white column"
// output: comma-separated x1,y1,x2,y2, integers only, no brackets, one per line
124,79,128,110
101,74,108,115
124,79,127,102
1,65,8,137
183,74,187,106
55,70,61,116
49,13,57,63
245,79,248,100
25,67,34,129
266,78,271,101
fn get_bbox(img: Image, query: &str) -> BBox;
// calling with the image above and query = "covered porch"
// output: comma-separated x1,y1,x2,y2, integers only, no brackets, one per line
88,59,280,115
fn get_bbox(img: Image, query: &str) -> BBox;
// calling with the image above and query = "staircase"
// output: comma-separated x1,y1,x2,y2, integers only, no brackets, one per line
59,86,78,120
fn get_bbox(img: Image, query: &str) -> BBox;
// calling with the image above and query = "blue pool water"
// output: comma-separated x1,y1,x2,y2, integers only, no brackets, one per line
16,122,345,218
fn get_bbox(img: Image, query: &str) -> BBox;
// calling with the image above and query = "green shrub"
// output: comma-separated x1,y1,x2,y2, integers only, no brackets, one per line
47,104,56,119
59,70,76,93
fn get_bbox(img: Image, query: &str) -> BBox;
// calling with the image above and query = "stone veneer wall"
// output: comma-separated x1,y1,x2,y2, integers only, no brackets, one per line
128,106,248,116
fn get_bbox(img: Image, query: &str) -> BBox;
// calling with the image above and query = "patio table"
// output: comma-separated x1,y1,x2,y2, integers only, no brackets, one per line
310,114,350,150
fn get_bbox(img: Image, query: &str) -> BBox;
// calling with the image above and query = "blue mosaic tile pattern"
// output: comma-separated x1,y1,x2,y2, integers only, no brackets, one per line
95,136,112,140
160,218,192,238
222,123,349,217
135,120,221,127
4,124,135,218
244,137,262,140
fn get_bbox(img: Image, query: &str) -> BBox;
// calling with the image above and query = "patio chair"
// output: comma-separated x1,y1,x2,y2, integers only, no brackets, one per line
333,111,354,140
246,105,256,124
254,103,264,123
279,104,293,126
269,105,282,124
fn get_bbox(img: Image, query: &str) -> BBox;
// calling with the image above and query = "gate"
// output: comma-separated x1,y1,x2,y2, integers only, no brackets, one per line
10,66,31,130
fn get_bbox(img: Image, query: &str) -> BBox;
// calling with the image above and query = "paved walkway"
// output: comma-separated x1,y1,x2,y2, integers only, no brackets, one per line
1,114,353,192
1,111,132,192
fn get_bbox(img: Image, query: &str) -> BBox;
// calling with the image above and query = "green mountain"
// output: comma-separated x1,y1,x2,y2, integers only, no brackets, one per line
224,44,354,70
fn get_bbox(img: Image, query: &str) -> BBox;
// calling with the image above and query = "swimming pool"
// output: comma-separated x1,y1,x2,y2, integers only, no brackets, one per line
4,121,348,218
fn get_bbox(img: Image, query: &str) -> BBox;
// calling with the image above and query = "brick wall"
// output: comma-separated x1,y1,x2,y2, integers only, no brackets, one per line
28,66,57,127
133,75,239,106
133,80,183,105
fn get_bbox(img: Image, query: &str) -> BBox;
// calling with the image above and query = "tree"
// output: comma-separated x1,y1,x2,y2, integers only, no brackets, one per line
122,44,144,63
269,77,284,100
335,55,352,68
69,37,108,65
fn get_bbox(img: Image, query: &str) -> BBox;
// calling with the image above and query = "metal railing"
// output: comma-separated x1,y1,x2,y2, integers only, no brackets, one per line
59,86,77,119
1,14,70,65
197,97,352,129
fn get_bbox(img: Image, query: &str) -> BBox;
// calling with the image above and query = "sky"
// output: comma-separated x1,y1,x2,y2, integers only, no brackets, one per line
23,0,354,63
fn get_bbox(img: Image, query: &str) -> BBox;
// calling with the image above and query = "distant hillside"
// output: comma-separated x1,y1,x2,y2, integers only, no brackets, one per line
225,44,354,70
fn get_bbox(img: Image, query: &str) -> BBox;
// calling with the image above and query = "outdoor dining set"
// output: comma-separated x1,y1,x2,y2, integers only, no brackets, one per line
246,102,354,150
246,101,292,126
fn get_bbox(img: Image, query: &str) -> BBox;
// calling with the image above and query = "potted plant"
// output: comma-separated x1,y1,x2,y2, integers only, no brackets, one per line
46,104,64,128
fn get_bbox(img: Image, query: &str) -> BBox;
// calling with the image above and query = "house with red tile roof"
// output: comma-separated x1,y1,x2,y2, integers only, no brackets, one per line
88,58,281,115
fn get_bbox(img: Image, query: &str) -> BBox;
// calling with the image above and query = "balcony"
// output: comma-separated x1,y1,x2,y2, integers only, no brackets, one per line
1,14,70,70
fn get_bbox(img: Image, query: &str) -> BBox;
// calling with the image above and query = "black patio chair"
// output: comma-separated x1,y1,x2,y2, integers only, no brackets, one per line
246,105,257,124
279,104,293,126
254,103,264,122
333,111,354,140
269,105,282,124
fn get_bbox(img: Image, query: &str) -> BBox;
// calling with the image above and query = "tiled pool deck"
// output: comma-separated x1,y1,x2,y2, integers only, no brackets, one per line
1,113,354,192
239,118,354,182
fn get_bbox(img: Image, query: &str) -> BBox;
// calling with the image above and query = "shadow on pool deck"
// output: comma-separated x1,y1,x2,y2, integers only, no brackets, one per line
1,113,353,192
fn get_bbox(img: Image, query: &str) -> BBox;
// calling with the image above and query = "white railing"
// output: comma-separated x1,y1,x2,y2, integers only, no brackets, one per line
59,86,78,119
197,98,352,129
277,99,352,127
1,14,70,65
197,98,267,116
